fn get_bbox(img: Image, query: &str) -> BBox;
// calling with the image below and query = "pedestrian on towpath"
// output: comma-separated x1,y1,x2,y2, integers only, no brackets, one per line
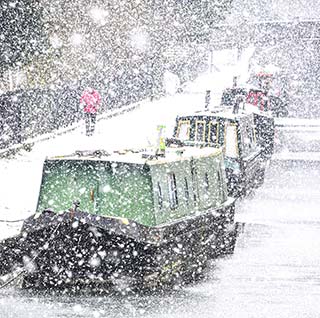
80,87,101,136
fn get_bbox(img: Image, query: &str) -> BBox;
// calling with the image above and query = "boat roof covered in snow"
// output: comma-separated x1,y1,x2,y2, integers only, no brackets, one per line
47,146,223,166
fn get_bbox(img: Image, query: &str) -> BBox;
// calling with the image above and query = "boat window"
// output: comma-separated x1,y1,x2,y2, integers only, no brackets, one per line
157,182,163,210
257,91,267,111
246,91,258,106
37,160,154,222
247,90,268,110
168,173,178,210
195,120,206,142
209,121,218,144
176,120,190,140
217,168,222,184
241,123,256,156
191,164,198,203
204,173,209,193
184,177,189,205
225,123,239,158
249,126,256,146
217,167,226,201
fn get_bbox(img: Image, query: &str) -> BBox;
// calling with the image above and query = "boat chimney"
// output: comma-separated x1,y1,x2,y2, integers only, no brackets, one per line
232,95,243,114
233,76,238,88
204,90,211,110
156,125,166,157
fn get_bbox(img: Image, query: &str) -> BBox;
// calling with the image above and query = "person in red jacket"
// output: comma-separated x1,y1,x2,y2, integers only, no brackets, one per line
80,87,101,136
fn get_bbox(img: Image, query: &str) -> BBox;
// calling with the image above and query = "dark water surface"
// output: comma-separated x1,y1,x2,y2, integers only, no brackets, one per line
1,161,320,318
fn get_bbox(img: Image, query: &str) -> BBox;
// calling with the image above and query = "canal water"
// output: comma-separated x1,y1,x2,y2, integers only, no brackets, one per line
1,160,320,318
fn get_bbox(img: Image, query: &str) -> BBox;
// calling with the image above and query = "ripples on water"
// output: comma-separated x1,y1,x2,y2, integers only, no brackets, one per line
1,161,320,318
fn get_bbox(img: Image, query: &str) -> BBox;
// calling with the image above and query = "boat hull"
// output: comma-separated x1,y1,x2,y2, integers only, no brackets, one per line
0,202,237,290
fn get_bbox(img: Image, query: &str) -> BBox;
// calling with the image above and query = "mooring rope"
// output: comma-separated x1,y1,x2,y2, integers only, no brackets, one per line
0,219,27,223
0,222,62,289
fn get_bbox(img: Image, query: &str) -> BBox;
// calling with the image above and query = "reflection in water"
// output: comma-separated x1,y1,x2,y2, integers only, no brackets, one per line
1,161,320,318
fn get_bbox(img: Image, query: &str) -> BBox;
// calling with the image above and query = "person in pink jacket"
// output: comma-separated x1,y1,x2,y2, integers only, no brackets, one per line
80,87,101,136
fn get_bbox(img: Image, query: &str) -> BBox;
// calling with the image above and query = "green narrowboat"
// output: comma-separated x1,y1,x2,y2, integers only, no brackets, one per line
171,109,268,196
0,146,236,290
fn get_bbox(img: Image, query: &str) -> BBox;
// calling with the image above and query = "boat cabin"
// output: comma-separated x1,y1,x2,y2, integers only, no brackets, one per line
37,147,229,227
172,110,266,196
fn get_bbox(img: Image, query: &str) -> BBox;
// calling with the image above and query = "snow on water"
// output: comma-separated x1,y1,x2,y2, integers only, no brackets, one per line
235,161,320,226
178,161,320,318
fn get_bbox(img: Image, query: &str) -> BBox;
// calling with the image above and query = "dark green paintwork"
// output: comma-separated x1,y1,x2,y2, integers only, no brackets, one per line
36,147,229,227
37,159,155,226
